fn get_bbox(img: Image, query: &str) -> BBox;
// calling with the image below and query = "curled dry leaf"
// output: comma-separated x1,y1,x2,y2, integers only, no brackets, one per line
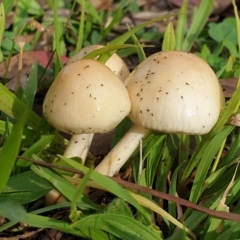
229,114,240,127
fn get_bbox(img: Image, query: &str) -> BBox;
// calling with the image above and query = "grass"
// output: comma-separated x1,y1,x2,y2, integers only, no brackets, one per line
0,0,240,239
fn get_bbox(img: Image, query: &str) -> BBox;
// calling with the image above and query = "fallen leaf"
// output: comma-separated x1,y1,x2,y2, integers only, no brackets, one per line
167,0,232,14
1,51,69,91
219,78,237,98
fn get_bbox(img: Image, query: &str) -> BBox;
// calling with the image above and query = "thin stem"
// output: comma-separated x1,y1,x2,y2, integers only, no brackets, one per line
64,133,92,164
95,124,151,176
45,133,94,205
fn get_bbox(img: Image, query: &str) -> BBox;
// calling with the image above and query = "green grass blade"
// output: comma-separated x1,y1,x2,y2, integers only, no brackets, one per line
181,78,240,185
127,24,147,62
162,22,176,51
106,198,134,217
97,13,179,63
60,156,149,220
175,0,188,50
53,0,63,74
130,191,195,239
69,168,92,222
83,43,148,63
0,170,52,204
0,108,29,193
31,162,102,211
216,223,240,240
145,135,166,187
0,83,40,128
0,201,26,221
182,0,214,51
156,134,180,191
76,0,85,52
219,134,240,168
168,190,224,239
168,163,184,231
17,134,56,168
103,7,124,39
0,3,5,62
72,214,162,240
3,0,14,14
189,125,233,203
23,213,107,239
21,61,38,108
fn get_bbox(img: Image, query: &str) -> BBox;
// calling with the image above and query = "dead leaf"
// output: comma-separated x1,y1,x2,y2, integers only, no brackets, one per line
229,114,240,127
167,0,232,14
1,51,69,91
219,78,238,98
89,0,112,11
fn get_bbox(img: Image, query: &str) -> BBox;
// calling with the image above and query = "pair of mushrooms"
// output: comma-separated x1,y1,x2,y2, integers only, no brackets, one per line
43,48,224,178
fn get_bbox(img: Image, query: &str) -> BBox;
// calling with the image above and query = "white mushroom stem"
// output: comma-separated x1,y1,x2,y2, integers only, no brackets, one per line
45,133,94,206
95,124,151,176
79,133,94,162
64,133,94,164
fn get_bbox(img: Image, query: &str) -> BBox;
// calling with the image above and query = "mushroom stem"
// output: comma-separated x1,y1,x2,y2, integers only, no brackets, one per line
64,133,93,164
45,133,94,206
95,124,151,176
79,133,94,162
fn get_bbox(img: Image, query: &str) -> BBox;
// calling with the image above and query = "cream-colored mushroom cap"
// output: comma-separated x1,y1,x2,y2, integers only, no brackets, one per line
125,51,225,135
68,44,130,81
43,59,131,134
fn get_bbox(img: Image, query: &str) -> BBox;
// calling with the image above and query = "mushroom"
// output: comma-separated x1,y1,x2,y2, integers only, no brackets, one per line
63,44,129,161
43,59,131,162
95,51,225,176
68,44,130,82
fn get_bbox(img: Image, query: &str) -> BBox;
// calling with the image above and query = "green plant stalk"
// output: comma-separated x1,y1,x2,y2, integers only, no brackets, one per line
69,168,92,222
175,0,188,50
53,0,62,74
182,0,214,51
210,138,226,174
76,0,85,52
0,3,5,62
127,24,146,62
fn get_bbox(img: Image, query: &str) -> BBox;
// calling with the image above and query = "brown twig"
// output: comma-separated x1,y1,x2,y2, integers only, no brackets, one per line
18,156,240,223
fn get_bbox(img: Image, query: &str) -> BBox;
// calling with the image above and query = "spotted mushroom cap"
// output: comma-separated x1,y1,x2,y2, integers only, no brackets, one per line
125,51,225,135
43,59,131,134
67,44,130,82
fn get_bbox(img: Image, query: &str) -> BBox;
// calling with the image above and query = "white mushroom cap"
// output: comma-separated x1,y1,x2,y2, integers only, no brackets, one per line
43,59,131,134
125,51,225,135
68,44,130,81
